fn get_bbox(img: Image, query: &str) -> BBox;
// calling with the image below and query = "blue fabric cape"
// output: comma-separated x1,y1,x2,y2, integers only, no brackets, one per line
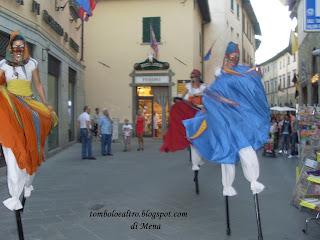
183,65,270,164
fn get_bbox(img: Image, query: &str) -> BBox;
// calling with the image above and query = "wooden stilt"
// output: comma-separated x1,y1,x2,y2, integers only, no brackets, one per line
225,196,231,235
15,209,24,240
254,194,263,240
193,170,199,195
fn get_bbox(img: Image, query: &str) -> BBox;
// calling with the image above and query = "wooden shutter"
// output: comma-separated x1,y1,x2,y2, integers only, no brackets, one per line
142,17,161,43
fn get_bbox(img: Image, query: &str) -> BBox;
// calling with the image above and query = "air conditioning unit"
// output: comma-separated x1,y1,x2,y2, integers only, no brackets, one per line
16,0,24,5
312,49,320,56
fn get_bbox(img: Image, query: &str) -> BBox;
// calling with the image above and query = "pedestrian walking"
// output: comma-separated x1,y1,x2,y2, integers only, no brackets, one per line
99,109,113,156
279,115,292,155
289,112,299,158
92,107,100,141
78,106,96,160
271,117,279,149
136,110,145,151
122,118,133,151
153,112,159,138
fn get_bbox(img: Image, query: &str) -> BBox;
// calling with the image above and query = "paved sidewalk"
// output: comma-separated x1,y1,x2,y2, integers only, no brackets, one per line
0,139,319,240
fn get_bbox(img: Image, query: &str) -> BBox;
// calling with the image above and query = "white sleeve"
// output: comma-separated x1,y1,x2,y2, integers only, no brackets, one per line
215,68,222,77
0,59,6,71
200,84,207,92
29,58,38,71
185,83,191,91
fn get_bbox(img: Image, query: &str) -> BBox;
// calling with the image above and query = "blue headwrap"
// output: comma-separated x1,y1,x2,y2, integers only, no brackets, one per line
225,42,239,55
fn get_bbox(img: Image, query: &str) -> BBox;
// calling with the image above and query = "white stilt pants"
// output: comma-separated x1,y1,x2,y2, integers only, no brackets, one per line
2,147,35,211
190,145,205,171
221,146,265,196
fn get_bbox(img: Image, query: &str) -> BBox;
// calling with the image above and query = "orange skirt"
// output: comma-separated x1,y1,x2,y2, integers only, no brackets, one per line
0,86,57,175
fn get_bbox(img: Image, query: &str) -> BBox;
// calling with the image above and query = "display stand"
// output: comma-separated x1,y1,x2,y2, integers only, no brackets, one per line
292,106,320,234
300,175,320,234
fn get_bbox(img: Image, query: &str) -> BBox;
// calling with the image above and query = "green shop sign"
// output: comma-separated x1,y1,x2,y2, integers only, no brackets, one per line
134,57,169,71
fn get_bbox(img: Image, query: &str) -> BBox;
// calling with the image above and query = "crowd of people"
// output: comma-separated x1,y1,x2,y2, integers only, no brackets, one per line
77,106,147,159
270,112,299,158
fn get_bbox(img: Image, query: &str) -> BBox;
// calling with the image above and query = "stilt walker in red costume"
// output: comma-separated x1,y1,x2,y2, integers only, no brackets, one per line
161,69,206,194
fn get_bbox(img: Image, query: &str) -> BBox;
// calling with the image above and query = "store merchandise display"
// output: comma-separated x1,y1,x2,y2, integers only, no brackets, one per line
292,106,320,233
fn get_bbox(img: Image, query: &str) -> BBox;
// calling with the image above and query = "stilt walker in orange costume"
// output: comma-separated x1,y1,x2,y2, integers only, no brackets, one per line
0,32,58,212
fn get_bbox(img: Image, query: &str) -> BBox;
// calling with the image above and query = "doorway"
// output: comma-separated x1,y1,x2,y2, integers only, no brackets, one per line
137,97,168,138
136,86,169,137
137,97,153,137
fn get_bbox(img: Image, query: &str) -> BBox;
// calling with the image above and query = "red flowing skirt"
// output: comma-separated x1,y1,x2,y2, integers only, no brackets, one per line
160,100,198,152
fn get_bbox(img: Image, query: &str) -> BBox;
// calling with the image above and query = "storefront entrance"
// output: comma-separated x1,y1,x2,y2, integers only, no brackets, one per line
131,56,174,137
136,86,169,137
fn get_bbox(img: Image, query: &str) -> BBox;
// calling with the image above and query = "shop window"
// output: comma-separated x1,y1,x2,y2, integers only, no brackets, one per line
279,76,282,90
231,0,234,12
0,31,9,60
242,15,246,33
68,68,76,142
137,86,153,96
242,48,246,63
47,55,60,150
237,3,240,19
142,17,161,43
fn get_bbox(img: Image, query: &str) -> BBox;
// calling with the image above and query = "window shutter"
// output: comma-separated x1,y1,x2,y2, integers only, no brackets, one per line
143,17,151,43
142,17,161,43
153,17,161,42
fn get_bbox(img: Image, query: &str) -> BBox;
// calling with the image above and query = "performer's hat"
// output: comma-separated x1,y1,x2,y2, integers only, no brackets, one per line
225,42,239,55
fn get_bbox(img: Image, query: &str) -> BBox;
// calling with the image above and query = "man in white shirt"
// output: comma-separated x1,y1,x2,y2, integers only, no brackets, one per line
78,106,96,160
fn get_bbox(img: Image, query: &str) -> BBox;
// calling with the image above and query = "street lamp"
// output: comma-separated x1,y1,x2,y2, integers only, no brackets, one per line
312,49,320,56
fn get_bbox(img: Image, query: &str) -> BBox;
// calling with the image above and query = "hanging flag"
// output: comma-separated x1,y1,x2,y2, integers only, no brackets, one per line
203,41,217,61
289,31,298,54
76,0,96,20
292,73,299,98
203,46,213,61
150,24,159,58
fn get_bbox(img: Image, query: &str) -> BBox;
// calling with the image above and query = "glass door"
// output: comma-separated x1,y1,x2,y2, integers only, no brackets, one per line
68,68,76,142
47,74,59,150
137,97,153,137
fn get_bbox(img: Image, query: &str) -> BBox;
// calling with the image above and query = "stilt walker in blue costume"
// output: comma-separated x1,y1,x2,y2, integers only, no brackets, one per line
183,42,270,240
